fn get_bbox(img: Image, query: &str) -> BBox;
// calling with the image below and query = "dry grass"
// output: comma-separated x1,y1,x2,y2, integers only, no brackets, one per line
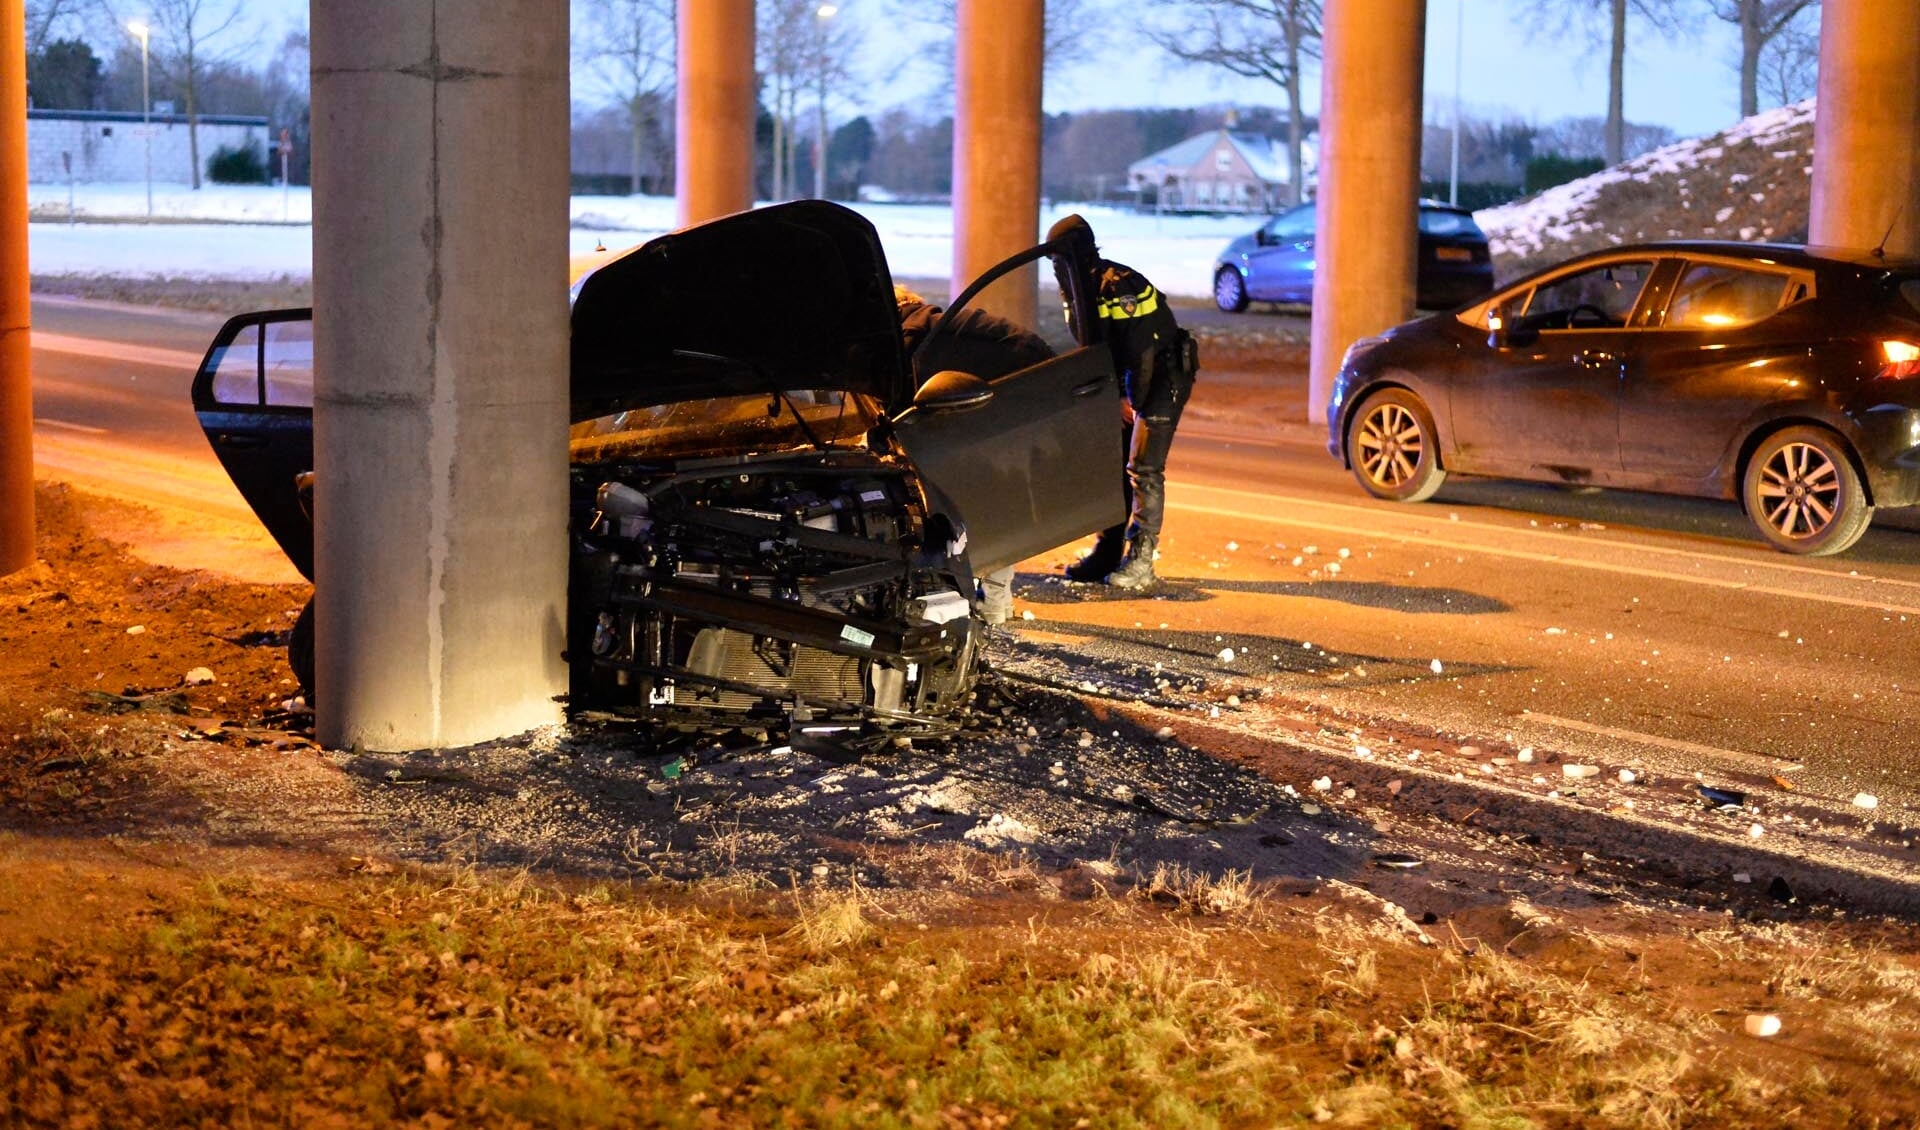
4,846,1918,1128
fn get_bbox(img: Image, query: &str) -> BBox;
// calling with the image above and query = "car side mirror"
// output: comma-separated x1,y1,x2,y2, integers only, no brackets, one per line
913,369,993,412
1254,229,1271,247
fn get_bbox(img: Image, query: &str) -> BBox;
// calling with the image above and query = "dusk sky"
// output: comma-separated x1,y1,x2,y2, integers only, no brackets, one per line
222,0,1782,142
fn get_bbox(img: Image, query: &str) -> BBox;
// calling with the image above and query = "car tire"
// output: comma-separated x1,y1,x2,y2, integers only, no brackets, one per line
1214,267,1249,313
289,597,316,703
1347,388,1446,503
1741,426,1872,556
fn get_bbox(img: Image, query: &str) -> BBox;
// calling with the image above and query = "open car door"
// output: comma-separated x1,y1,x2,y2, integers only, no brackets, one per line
892,237,1126,573
190,309,317,580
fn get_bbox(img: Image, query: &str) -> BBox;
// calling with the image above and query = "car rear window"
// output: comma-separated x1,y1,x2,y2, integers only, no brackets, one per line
1418,209,1480,237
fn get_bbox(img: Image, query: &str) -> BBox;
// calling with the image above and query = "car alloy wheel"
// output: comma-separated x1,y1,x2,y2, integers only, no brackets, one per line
1347,388,1445,503
1742,426,1872,556
1214,267,1249,313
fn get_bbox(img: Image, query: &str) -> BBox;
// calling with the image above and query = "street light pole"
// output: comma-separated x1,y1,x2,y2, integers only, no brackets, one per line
813,3,835,200
128,20,151,221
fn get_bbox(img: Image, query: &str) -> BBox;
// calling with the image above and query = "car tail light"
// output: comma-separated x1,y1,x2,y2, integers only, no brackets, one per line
1878,340,1920,379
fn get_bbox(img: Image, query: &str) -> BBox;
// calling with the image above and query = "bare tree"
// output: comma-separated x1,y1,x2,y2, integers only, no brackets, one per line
146,0,248,189
1143,1,1321,206
24,0,84,53
575,0,676,195
759,0,859,201
887,0,1106,89
1754,4,1817,108
1516,0,1685,166
1709,0,1817,117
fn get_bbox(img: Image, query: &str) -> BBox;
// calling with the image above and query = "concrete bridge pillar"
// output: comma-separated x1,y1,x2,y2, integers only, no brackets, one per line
676,0,756,226
1809,1,1920,256
309,1,570,750
1308,0,1426,426
1,0,33,577
952,0,1044,329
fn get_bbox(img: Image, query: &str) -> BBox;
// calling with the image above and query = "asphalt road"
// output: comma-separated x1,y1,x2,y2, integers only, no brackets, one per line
27,295,1920,814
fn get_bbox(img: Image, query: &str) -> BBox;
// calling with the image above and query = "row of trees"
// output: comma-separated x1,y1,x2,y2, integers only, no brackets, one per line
22,0,1824,200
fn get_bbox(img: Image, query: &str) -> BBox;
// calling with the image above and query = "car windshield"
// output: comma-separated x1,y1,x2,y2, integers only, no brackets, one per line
568,391,883,462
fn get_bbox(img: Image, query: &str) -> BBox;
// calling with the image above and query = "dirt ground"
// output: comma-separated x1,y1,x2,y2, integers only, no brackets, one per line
7,471,1920,1125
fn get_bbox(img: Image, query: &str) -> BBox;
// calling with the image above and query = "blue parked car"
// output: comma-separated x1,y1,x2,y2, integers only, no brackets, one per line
1212,200,1496,313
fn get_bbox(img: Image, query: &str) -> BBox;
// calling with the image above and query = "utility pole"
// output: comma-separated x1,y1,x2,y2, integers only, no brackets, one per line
2,0,34,576
129,20,152,221
813,3,836,199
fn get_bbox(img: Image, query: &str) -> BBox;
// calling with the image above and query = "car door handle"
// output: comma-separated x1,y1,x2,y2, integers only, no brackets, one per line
1071,378,1107,398
1573,350,1618,369
214,432,268,448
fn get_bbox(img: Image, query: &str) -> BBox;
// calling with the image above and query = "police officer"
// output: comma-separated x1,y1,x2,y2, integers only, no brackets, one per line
1051,216,1198,590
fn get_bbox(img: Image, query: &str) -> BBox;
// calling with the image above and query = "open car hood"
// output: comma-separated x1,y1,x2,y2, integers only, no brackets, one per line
569,201,910,422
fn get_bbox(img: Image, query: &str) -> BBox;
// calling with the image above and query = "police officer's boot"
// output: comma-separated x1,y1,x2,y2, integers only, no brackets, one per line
1064,524,1126,582
1108,533,1158,590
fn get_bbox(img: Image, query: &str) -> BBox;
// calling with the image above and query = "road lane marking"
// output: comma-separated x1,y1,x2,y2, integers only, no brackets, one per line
1183,481,1920,593
29,331,203,371
1167,497,1920,617
34,417,109,435
1518,712,1801,771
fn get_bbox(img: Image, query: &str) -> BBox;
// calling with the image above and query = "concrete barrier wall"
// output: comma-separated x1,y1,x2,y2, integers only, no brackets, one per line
27,111,270,184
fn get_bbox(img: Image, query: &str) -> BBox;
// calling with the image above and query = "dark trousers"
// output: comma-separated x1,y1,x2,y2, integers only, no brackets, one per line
1100,358,1193,545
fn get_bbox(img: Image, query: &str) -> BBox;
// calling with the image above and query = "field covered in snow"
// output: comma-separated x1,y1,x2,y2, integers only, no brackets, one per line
26,183,1258,300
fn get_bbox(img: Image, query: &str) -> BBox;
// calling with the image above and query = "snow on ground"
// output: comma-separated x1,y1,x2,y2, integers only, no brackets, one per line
27,182,1259,299
1476,98,1815,262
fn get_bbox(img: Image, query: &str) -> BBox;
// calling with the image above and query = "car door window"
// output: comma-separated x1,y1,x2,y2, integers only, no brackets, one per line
1502,259,1654,332
263,318,314,407
1663,262,1791,329
209,323,262,405
1263,207,1315,242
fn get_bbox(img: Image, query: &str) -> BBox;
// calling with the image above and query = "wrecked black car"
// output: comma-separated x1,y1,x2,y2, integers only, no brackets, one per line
191,201,1123,735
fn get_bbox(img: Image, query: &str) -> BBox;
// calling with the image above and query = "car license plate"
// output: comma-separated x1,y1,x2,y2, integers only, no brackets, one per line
1435,247,1473,262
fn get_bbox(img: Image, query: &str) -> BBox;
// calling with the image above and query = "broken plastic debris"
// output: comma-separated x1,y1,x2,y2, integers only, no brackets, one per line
1301,803,1323,816
1562,764,1600,779
1743,1014,1782,1038
1429,658,1444,674
1853,792,1879,810
1697,785,1745,809
1371,853,1423,869
183,667,216,686
1733,872,1752,884
1218,647,1236,663
126,625,146,636
660,756,686,780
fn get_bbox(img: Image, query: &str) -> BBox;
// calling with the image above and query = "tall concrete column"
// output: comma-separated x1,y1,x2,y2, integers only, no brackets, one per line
952,0,1043,329
1,0,33,577
676,0,756,227
1308,0,1426,426
310,1,570,751
1808,1,1920,256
